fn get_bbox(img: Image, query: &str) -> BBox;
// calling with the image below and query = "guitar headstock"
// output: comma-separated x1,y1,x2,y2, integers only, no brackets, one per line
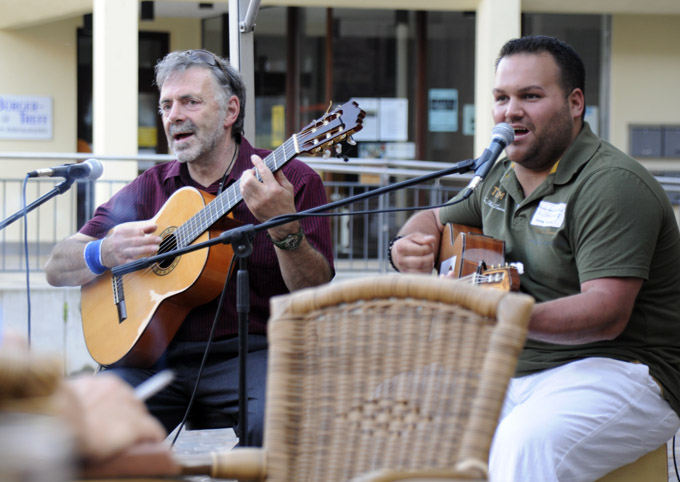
296,101,366,158
479,264,521,292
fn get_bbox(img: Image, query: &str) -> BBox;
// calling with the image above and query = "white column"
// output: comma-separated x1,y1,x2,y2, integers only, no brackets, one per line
474,0,521,155
92,0,139,204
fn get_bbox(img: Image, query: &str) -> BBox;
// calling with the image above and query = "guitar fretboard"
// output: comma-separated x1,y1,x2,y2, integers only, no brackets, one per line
170,135,300,249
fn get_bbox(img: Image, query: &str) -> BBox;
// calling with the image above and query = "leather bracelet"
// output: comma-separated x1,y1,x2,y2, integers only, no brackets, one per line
387,235,403,272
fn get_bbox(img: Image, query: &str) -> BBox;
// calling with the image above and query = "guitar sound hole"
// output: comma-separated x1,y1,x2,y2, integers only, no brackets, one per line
157,234,178,270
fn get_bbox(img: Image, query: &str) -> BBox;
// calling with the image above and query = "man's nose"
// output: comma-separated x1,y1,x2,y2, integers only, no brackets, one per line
166,103,185,123
504,97,523,120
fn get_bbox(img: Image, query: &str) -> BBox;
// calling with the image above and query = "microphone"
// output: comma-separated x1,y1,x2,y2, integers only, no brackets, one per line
465,123,514,192
28,158,103,181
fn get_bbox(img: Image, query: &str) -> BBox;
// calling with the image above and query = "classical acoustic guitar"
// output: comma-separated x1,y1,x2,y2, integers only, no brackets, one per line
81,101,366,368
436,223,521,292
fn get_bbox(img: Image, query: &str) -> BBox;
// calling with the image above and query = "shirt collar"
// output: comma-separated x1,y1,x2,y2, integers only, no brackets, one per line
552,122,600,185
163,158,183,182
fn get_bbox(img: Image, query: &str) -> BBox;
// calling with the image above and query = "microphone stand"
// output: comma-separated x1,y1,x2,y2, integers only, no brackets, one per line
111,155,478,445
0,178,76,231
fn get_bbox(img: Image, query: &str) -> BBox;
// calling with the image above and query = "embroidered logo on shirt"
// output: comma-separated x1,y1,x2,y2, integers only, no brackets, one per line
530,201,566,228
483,184,507,212
491,186,506,201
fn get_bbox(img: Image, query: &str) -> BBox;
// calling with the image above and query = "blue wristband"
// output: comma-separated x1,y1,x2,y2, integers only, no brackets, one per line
84,239,107,275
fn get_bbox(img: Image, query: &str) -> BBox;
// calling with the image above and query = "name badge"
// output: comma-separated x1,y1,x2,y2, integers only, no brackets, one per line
530,201,566,228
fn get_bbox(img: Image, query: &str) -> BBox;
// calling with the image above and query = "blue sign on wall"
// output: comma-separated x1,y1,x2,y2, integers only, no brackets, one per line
0,95,52,140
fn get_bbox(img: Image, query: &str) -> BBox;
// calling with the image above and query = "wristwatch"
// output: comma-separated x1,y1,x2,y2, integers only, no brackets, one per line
269,227,305,250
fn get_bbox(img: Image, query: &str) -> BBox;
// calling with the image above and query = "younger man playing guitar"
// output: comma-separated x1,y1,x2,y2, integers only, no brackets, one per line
390,36,680,481
45,49,335,447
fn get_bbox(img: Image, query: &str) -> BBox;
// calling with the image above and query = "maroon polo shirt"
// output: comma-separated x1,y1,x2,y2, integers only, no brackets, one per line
80,138,334,341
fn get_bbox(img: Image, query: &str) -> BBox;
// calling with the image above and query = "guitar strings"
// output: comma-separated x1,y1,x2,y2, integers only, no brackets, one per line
460,273,502,285
140,142,241,270
160,136,298,254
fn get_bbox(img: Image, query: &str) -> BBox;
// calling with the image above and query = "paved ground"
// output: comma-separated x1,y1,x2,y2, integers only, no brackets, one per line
169,427,239,481
168,427,680,481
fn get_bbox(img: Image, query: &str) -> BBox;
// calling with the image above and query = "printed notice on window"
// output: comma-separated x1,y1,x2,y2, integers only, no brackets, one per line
428,88,458,133
350,97,408,142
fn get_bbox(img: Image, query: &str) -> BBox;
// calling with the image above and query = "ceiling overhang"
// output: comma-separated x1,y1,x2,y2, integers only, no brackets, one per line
1,0,678,30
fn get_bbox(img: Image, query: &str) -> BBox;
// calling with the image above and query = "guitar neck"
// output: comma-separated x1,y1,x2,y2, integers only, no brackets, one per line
173,136,300,248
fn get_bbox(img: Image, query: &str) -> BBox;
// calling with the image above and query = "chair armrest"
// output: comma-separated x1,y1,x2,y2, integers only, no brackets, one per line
78,442,181,479
209,447,267,482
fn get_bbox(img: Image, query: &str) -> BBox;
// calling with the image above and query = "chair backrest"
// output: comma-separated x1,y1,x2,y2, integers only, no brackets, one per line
262,274,534,482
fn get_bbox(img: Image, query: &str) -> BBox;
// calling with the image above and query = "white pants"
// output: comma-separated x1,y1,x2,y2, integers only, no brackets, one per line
489,357,680,482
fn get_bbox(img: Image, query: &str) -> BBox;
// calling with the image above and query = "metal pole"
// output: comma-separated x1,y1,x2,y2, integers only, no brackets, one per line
241,0,261,33
229,0,257,142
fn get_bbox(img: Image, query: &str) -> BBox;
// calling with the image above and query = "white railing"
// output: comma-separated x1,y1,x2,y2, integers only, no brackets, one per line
4,152,680,274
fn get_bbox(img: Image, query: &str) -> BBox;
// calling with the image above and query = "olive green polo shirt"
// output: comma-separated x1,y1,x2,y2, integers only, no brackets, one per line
440,123,680,415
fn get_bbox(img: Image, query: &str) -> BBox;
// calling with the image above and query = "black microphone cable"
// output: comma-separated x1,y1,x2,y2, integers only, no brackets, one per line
170,252,239,447
674,434,678,481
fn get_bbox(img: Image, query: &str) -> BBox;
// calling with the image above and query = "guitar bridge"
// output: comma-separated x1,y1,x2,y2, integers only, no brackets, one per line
112,275,127,323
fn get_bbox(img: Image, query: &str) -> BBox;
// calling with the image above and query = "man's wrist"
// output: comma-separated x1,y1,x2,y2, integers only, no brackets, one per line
268,227,305,251
84,239,107,275
387,235,403,272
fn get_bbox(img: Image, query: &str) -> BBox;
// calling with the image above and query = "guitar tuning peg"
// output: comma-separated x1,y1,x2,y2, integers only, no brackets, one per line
346,137,357,146
509,261,525,274
335,144,343,155
323,149,331,159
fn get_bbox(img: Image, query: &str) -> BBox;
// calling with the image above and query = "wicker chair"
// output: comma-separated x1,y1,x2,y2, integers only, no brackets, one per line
180,273,533,482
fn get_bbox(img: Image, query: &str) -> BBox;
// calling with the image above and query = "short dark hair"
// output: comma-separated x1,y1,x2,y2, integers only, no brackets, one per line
155,50,246,141
496,35,586,119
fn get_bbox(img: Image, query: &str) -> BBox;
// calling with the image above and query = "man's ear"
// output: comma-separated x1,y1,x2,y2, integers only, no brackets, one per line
224,95,240,128
569,88,585,121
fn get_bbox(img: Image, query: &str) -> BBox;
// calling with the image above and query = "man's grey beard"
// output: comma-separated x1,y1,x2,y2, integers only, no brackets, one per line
171,144,195,163
167,116,226,164
169,130,222,164
167,120,197,163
